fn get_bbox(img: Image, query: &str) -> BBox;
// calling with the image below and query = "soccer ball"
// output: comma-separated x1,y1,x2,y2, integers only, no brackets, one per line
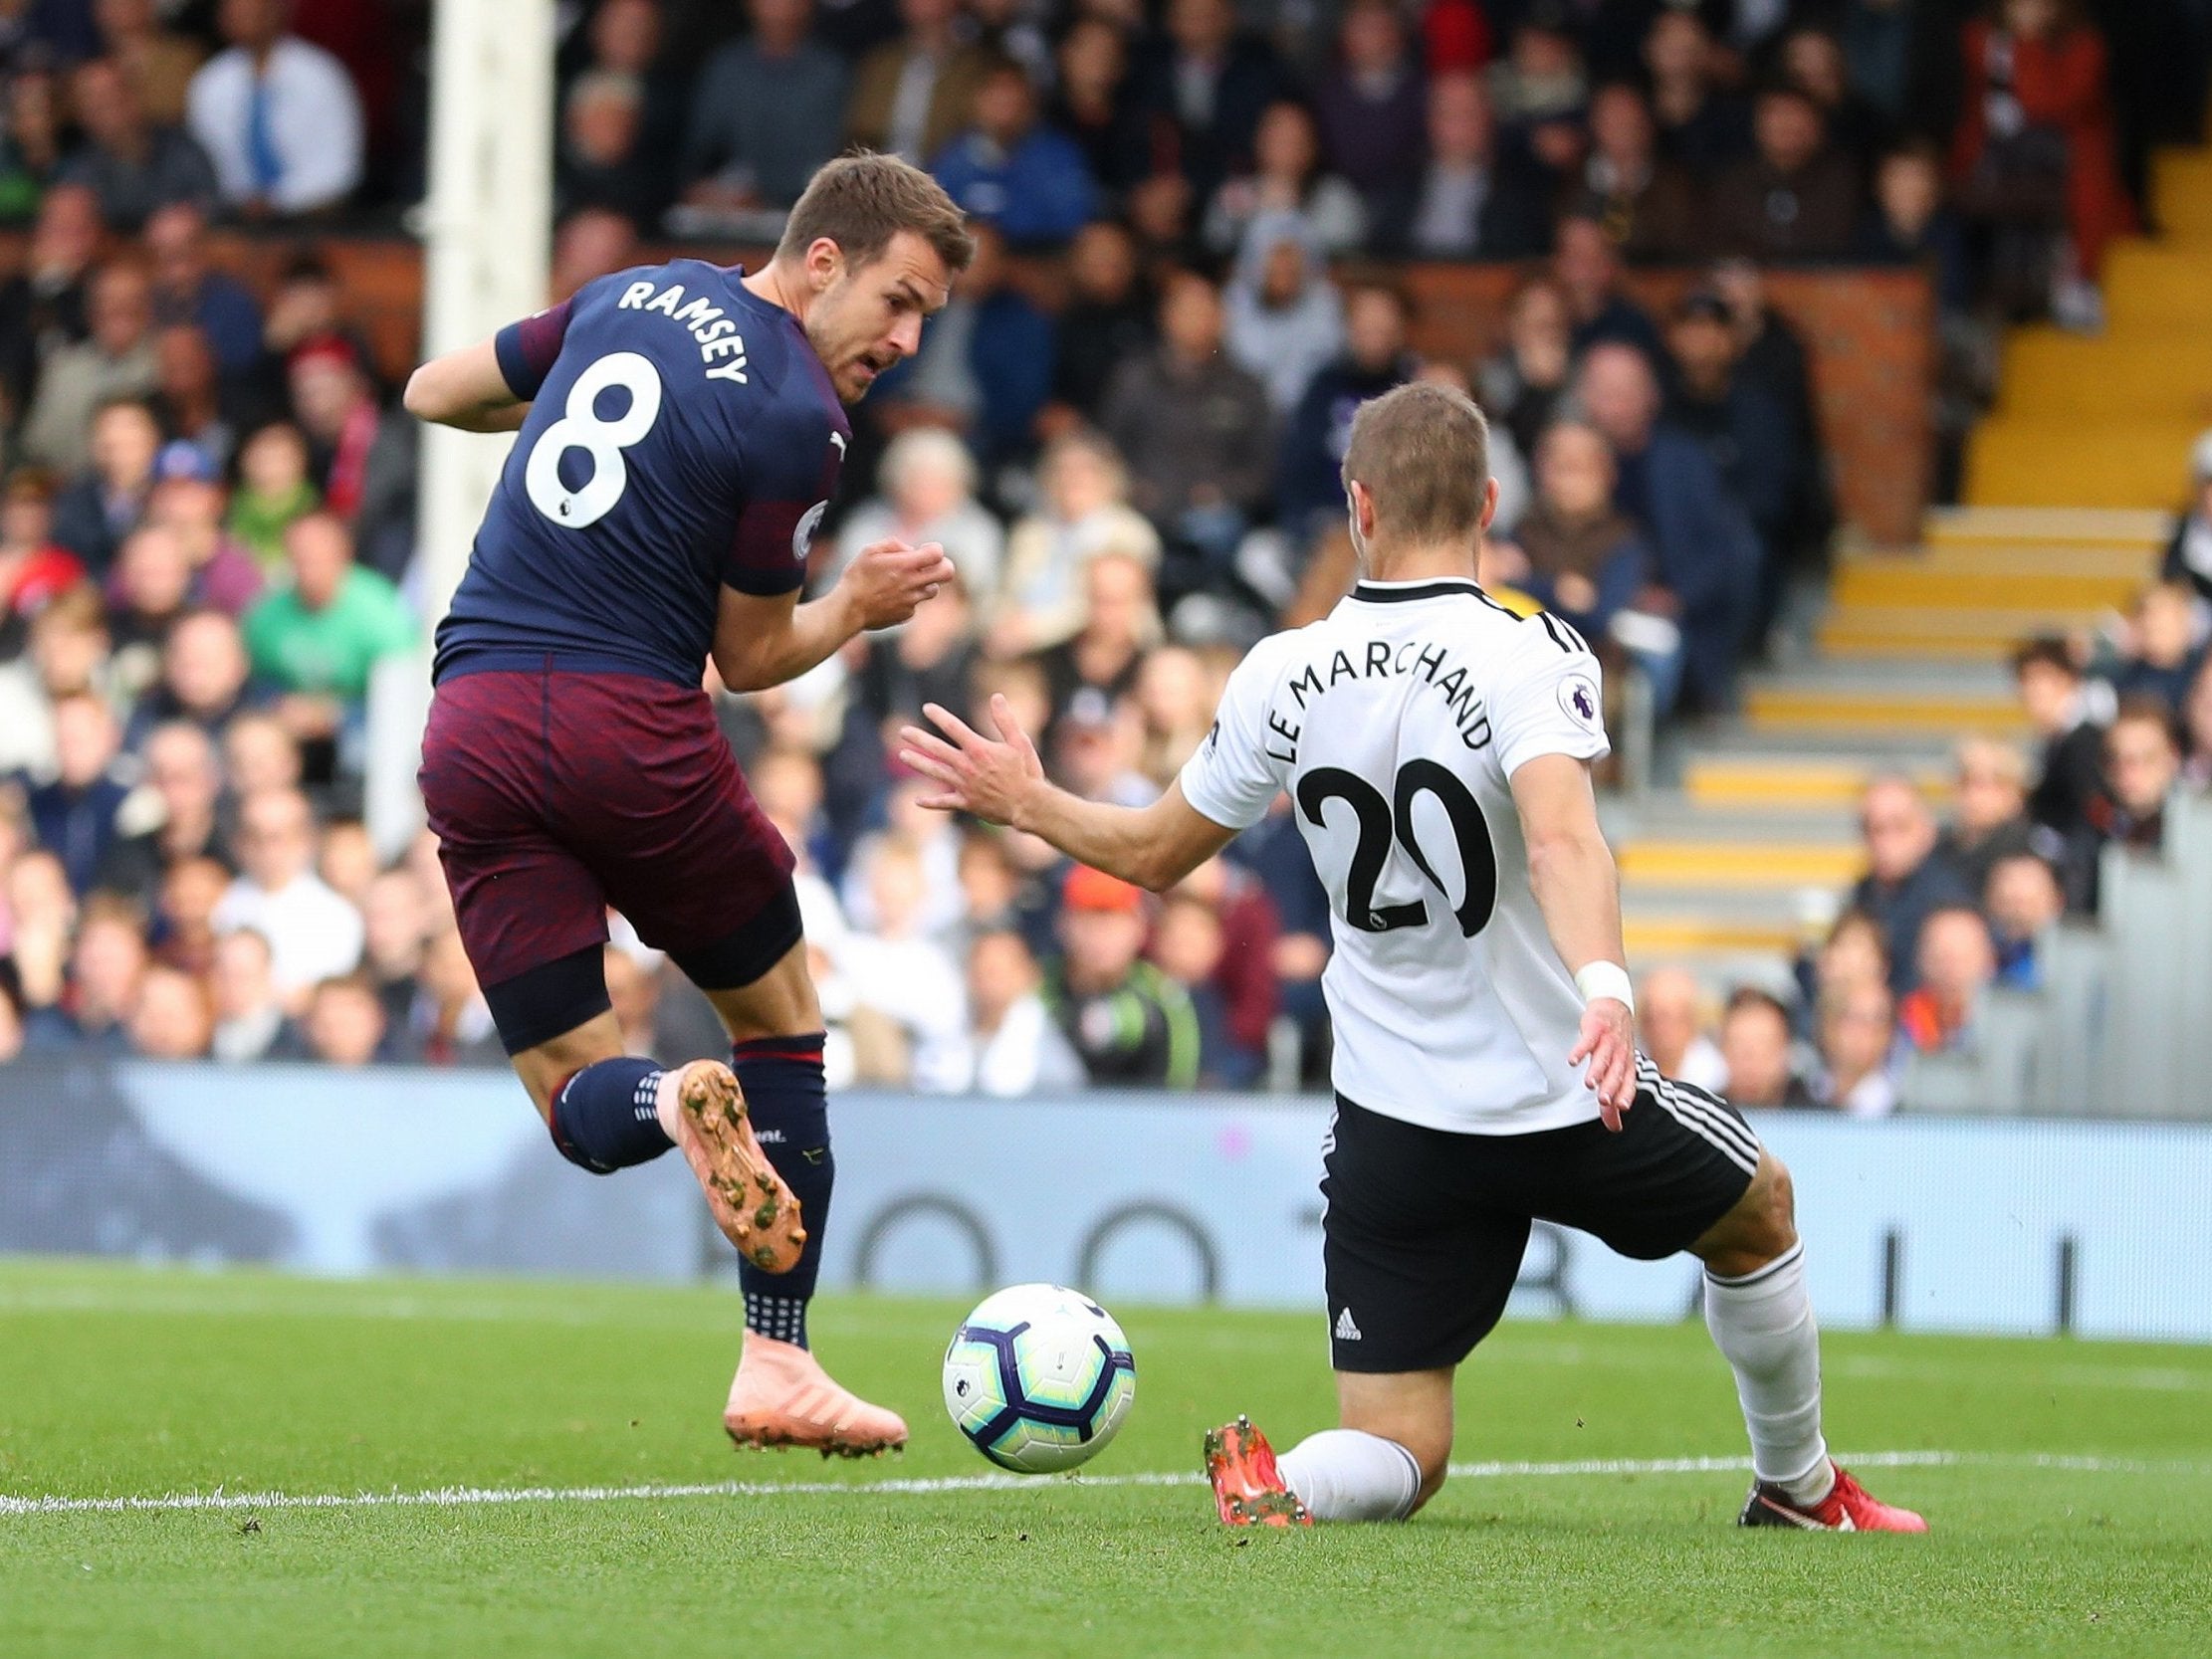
942,1284,1137,1473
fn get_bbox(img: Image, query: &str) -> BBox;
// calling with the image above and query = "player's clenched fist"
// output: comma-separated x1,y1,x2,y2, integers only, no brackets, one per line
840,538,957,629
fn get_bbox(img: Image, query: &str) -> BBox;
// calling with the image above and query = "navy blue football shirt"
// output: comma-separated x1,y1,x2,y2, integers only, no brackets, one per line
434,260,851,687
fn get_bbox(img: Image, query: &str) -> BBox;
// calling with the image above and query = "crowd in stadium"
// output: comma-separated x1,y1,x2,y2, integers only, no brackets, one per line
0,0,2209,1101
1688,592,2212,1116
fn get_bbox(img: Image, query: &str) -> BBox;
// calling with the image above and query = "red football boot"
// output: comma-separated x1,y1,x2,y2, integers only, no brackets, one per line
1204,1416,1313,1528
1739,1462,1928,1532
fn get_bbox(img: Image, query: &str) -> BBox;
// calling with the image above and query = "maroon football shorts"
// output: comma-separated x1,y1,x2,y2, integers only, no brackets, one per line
419,666,798,1012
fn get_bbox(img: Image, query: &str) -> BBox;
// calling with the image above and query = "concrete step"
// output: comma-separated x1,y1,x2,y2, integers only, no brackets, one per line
1923,507,2173,550
2102,240,2212,331
1681,756,1946,811
1622,914,1803,961
1995,323,2212,420
2104,235,2212,283
1996,331,2212,430
1685,726,1967,767
1968,418,2206,510
1999,329,2212,400
1617,795,1857,840
1621,883,1834,973
1817,631,2053,663
1743,657,2014,695
2000,371,2212,423
2156,149,2212,235
1741,686,2028,737
1815,607,2106,659
1616,839,1863,889
1829,564,2141,611
1839,542,2159,580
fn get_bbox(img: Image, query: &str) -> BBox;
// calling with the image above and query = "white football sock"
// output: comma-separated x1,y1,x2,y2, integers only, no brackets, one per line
1703,1242,1834,1504
1277,1429,1423,1522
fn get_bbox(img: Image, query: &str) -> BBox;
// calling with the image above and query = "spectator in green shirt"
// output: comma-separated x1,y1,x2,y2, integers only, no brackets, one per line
242,511,413,702
1042,864,1201,1089
228,420,320,574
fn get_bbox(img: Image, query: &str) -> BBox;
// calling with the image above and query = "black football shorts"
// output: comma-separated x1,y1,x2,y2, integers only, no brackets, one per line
1321,1056,1762,1373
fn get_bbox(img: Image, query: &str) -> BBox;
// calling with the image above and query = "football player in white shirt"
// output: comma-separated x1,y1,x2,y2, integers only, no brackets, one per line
899,383,1924,1535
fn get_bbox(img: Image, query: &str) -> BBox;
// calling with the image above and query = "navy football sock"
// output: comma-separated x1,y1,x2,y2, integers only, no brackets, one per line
732,1033,831,1349
550,1058,672,1172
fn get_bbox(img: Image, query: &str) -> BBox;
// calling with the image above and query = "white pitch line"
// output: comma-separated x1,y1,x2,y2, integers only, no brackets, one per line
4,1449,2202,1520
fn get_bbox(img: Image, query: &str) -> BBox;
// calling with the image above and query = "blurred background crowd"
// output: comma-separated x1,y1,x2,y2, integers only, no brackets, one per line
1,0,2210,1107
1656,587,2212,1117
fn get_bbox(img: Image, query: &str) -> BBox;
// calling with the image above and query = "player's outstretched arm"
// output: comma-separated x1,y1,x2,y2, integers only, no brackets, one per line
1510,752,1638,1128
714,539,956,693
900,696,1236,892
403,338,531,433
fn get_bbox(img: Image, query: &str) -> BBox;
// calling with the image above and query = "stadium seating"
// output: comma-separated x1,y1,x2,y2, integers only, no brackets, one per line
1970,125,2212,508
1613,507,2173,987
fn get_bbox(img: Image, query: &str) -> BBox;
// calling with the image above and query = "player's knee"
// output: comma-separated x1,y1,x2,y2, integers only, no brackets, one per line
487,943,615,1069
1754,1157,1799,1252
1696,1153,1799,1277
1722,1157,1799,1269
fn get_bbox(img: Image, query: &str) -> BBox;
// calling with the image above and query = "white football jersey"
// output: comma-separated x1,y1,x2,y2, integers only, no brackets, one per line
1180,577,1611,1135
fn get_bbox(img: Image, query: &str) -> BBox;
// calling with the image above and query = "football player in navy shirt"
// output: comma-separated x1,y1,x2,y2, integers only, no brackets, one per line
404,155,974,1455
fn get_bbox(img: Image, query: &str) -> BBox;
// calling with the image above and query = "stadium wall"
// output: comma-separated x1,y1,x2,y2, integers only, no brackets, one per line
1,1061,2204,1344
0,230,1933,546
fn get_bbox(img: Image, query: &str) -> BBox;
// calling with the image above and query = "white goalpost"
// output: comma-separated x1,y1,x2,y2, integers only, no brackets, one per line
365,0,555,861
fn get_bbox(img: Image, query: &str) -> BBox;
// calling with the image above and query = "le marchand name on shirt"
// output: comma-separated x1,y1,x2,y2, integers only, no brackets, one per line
1256,636,1494,765
614,278,751,383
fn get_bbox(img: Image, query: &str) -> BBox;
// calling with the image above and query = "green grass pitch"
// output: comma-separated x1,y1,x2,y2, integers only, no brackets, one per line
1,1259,2208,1657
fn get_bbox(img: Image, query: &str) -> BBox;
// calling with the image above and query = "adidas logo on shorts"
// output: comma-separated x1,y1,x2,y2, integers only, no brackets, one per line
1334,1307,1361,1342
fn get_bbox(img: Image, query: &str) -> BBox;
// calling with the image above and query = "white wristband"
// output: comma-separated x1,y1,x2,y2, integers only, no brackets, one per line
1574,961,1636,1012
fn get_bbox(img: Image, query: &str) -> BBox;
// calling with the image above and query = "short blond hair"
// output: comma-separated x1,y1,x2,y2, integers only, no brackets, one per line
1341,381,1492,545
